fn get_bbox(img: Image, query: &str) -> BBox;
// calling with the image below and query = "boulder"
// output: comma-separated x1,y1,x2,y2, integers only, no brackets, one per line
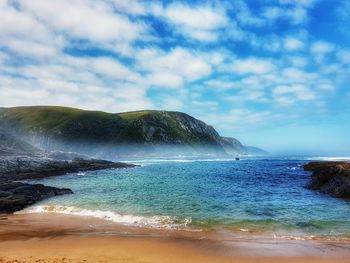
303,161,350,198
0,181,73,213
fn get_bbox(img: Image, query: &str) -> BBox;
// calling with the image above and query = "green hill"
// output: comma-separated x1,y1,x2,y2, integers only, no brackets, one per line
0,106,264,158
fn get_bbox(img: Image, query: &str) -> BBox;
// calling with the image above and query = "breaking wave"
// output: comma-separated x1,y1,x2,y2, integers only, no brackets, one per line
17,205,192,230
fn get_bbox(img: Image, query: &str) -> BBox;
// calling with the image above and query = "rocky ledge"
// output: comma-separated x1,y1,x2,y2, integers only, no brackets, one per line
303,161,350,198
0,157,137,181
0,157,138,213
0,181,72,213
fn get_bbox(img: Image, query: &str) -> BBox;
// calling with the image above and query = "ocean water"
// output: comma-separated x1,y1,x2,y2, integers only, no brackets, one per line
20,156,350,240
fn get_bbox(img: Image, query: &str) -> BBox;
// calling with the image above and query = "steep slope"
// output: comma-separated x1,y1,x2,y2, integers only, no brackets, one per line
0,106,257,158
220,137,247,155
0,122,41,157
245,146,269,155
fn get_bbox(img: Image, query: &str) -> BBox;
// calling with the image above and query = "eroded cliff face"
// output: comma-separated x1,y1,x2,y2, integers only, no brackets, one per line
0,106,265,158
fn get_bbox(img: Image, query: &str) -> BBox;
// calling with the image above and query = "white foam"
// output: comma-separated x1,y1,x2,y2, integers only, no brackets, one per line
123,158,243,165
17,205,192,229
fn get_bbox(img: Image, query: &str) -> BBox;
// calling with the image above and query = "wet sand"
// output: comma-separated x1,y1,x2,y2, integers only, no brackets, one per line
0,213,350,263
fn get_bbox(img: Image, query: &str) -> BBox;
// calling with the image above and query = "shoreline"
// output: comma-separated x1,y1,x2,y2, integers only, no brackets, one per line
14,204,350,243
0,213,350,262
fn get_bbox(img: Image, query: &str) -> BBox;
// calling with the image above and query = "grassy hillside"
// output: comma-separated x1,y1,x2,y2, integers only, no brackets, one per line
0,106,243,158
0,106,222,146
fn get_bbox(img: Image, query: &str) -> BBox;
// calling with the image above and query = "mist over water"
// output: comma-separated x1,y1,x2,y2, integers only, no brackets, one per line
21,156,350,240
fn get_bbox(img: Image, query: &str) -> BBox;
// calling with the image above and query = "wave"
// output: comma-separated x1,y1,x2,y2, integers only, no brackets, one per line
122,158,243,165
17,205,193,230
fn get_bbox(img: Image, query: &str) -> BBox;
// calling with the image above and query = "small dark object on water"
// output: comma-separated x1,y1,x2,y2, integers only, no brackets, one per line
235,157,240,160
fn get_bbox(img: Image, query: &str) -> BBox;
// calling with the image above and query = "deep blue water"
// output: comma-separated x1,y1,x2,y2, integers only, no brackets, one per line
22,157,350,239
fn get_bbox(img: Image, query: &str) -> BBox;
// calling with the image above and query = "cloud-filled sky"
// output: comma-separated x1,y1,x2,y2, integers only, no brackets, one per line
0,0,349,154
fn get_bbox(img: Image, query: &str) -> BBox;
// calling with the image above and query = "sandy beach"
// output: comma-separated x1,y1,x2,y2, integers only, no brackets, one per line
0,213,350,263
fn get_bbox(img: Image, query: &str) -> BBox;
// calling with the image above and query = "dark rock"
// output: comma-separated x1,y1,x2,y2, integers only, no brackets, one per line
303,161,350,198
0,181,73,213
0,157,138,181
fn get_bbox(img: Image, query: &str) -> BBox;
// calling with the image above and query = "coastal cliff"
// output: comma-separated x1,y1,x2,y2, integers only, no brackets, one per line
0,106,266,158
304,161,350,198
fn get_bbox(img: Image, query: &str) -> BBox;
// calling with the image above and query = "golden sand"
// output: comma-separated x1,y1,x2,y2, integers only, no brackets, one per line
0,213,349,263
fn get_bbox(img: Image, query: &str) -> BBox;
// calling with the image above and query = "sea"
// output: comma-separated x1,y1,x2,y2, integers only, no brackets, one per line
19,156,350,241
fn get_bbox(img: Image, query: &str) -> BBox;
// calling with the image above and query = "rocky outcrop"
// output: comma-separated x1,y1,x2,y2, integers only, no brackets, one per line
0,181,72,213
303,161,350,198
0,157,137,181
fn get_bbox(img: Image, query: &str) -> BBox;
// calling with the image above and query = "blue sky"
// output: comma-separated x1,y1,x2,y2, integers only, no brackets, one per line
0,0,349,154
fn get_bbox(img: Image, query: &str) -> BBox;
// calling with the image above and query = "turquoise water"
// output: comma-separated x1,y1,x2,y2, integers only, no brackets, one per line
22,157,350,239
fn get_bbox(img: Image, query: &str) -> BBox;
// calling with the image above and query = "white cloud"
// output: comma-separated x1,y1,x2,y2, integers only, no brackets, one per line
263,1,317,25
20,0,145,43
0,75,153,112
310,41,335,63
146,71,184,89
288,6,308,25
136,47,212,84
0,1,52,41
231,58,274,75
202,108,275,133
317,83,334,91
284,37,305,51
336,50,350,64
263,6,284,20
157,3,228,42
273,84,316,106
310,41,335,54
234,1,265,27
91,57,141,83
2,37,61,58
108,0,147,15
0,1,63,58
162,3,227,30
158,95,184,111
289,56,308,67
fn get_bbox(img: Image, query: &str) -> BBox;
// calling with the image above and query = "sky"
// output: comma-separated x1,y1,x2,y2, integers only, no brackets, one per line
0,0,349,155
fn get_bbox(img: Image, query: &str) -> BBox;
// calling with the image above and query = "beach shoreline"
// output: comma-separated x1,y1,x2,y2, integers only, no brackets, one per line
0,213,350,263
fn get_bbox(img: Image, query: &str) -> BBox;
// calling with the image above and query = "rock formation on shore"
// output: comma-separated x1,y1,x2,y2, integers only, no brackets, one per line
0,157,137,181
303,161,350,198
0,181,72,213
